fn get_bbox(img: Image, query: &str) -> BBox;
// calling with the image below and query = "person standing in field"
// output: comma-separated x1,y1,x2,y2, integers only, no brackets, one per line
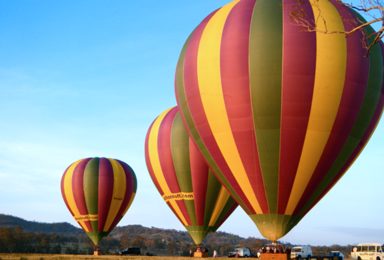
286,247,291,260
213,250,217,258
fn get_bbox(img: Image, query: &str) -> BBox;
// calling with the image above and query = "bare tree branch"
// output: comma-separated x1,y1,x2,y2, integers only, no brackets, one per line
289,0,384,56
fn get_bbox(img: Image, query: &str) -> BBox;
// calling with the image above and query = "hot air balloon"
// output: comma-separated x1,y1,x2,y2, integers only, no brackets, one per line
145,107,238,244
175,0,384,241
61,157,137,245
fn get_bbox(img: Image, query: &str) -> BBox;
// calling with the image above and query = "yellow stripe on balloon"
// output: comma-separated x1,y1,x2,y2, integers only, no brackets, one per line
148,108,189,226
285,0,347,215
103,159,126,231
209,186,231,227
63,159,90,232
197,0,262,214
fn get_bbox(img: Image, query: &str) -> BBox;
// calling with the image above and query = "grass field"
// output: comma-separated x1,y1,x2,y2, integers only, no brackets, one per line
0,254,198,260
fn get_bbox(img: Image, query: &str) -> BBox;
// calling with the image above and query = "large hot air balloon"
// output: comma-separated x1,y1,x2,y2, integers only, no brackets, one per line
175,0,384,241
61,157,137,245
145,107,238,244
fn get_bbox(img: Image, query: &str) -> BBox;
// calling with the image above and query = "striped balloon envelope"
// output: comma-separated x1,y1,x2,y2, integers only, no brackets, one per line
145,107,238,244
61,157,137,245
175,0,384,241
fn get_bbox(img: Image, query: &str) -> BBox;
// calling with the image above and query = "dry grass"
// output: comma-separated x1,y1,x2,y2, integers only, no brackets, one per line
0,254,202,260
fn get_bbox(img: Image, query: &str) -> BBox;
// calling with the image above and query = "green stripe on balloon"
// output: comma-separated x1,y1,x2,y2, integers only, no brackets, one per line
249,0,283,215
214,196,238,230
84,158,99,234
171,114,193,193
171,113,197,226
86,231,109,246
203,170,222,227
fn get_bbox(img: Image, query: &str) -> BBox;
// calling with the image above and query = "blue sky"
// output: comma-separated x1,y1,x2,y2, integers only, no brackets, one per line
0,0,383,247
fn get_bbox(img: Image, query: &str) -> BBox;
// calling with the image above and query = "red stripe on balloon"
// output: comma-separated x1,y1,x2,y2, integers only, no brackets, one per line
278,0,316,215
98,158,114,231
183,1,256,215
293,1,370,216
190,139,209,226
145,120,165,196
220,0,269,213
158,108,192,225
107,161,135,232
72,158,93,231
158,108,181,194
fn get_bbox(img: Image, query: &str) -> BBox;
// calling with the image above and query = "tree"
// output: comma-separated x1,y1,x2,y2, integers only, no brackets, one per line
78,234,93,254
52,244,62,254
153,237,166,250
167,240,179,254
132,235,147,250
120,233,132,249
289,0,384,55
249,239,264,253
12,226,26,253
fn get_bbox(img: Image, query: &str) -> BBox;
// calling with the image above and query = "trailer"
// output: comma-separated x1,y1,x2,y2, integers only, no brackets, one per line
260,252,344,260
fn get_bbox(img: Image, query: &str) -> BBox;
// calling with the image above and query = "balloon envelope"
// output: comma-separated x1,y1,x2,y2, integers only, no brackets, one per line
175,0,384,241
61,157,137,245
145,107,238,244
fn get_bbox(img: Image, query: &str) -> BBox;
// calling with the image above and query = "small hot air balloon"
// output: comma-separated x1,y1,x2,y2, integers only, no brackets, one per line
145,107,238,244
61,157,137,245
175,0,384,241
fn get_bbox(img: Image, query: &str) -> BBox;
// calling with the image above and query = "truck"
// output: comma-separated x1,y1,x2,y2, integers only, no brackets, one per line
291,246,313,260
351,243,384,260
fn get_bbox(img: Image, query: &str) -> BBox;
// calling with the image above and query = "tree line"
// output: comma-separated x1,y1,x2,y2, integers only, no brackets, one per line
0,225,353,257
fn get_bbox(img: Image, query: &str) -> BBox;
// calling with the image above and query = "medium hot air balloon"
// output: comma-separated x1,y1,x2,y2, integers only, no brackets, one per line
175,0,384,241
61,157,137,245
145,107,238,244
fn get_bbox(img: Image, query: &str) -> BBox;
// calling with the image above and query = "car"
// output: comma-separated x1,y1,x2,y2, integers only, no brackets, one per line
228,248,251,258
330,251,344,260
121,247,141,255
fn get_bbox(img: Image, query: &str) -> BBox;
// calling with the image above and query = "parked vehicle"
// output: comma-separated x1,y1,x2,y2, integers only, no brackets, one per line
228,248,251,258
121,247,141,255
351,243,384,260
291,246,312,260
330,251,344,260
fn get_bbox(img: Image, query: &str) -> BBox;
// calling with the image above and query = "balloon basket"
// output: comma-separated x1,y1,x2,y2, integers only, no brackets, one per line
94,250,101,255
260,253,288,260
194,252,208,258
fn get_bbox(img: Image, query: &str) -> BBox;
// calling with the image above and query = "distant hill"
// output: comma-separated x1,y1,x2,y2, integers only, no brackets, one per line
109,225,249,245
0,214,82,236
0,213,251,245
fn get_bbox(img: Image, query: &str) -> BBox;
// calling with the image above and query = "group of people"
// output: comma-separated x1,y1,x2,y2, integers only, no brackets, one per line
189,247,217,258
187,245,291,258
260,246,291,255
196,246,208,253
